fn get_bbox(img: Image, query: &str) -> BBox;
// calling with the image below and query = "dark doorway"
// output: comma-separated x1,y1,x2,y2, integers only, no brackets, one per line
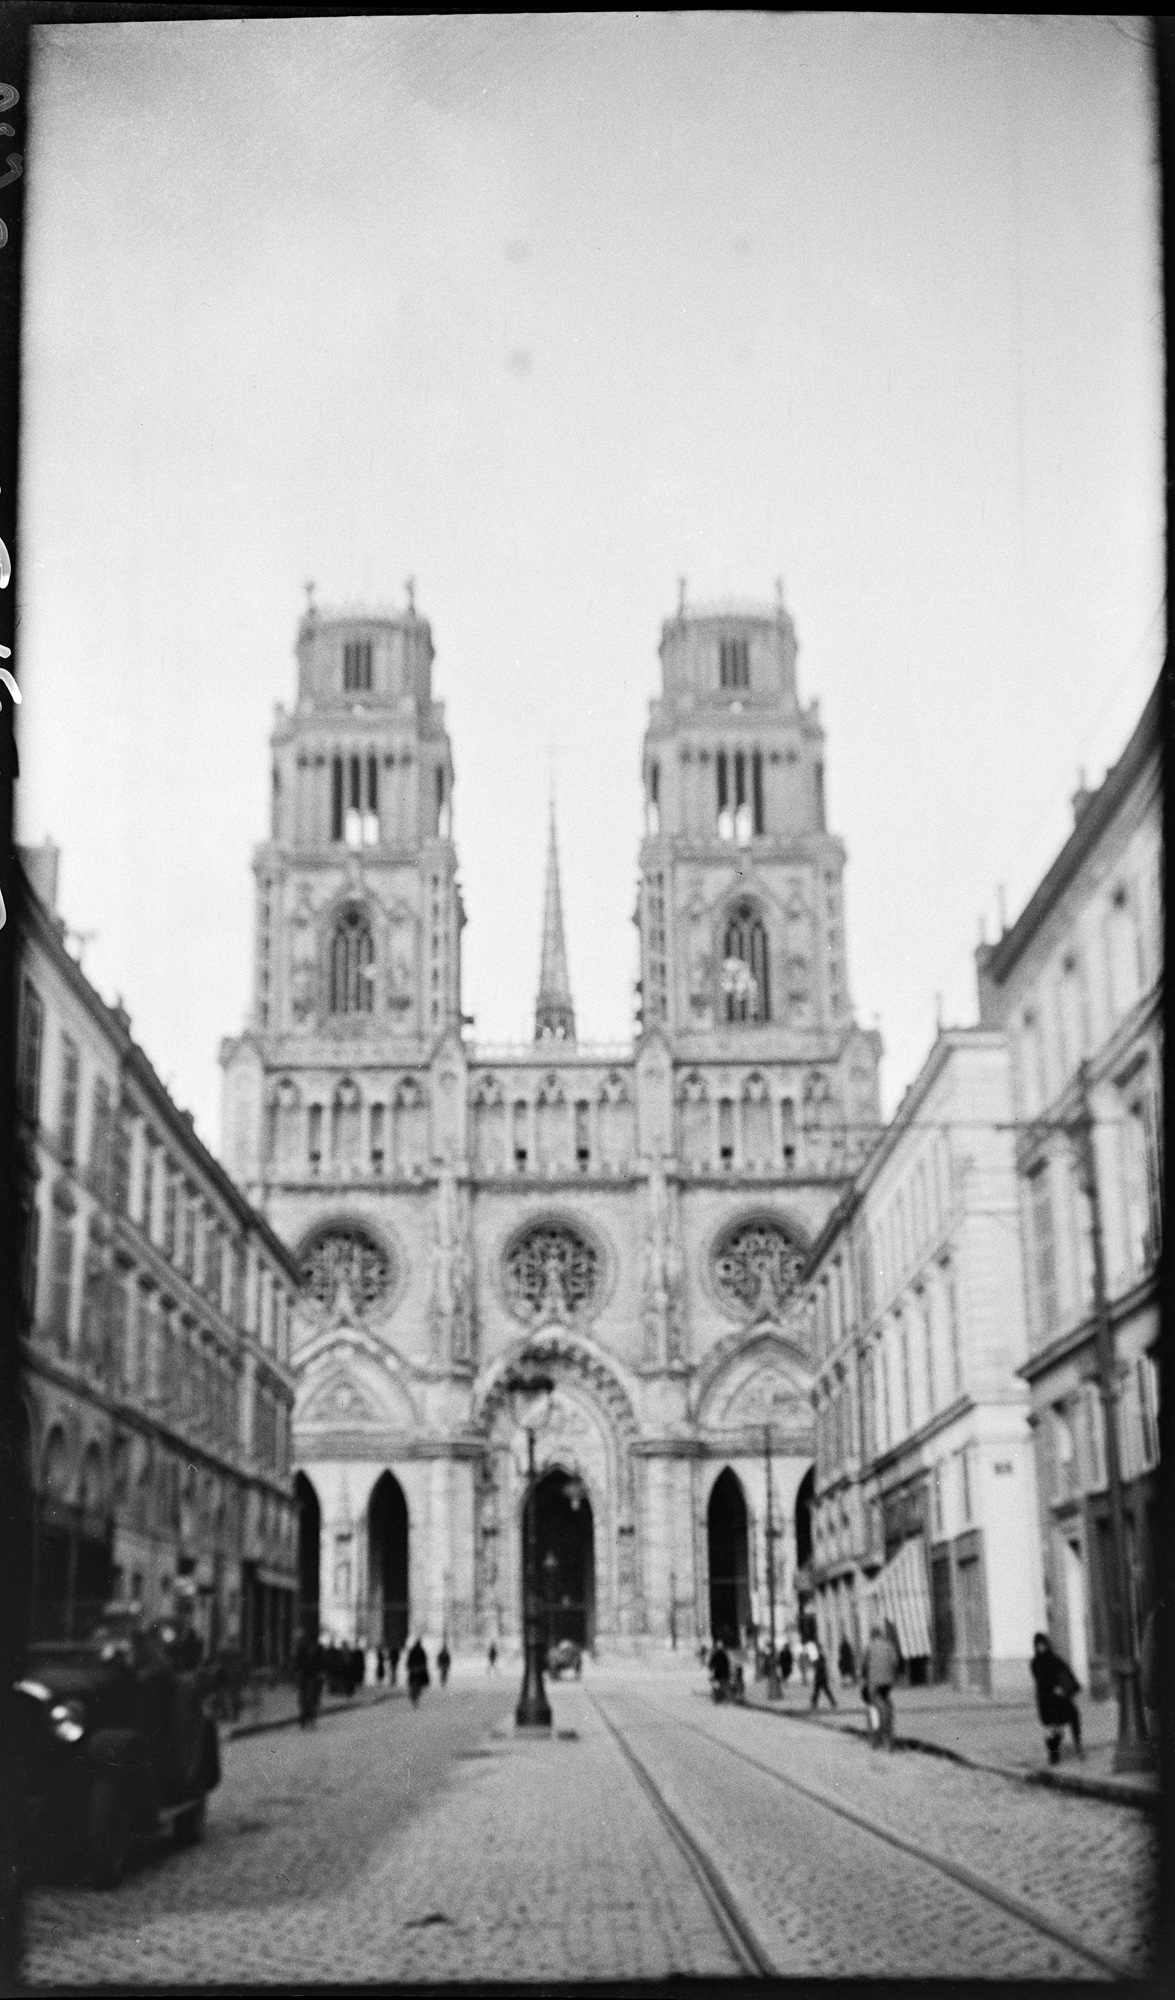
794,1465,815,1572
368,1471,409,1651
295,1471,321,1639
707,1468,750,1645
531,1469,594,1647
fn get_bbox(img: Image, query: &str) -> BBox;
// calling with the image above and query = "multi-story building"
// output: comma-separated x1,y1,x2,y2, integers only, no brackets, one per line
220,585,882,1652
806,1027,1045,1693
16,843,300,1664
976,678,1162,1698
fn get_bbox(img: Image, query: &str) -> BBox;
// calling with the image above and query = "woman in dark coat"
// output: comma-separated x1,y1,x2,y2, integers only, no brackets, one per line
1030,1631,1082,1762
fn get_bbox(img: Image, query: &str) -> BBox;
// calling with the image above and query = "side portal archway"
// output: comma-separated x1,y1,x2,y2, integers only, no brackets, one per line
368,1471,409,1651
295,1471,321,1639
708,1468,750,1646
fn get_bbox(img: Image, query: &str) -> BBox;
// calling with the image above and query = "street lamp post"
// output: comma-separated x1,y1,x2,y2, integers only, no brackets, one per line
506,1370,554,1729
1070,1065,1152,1773
763,1424,781,1700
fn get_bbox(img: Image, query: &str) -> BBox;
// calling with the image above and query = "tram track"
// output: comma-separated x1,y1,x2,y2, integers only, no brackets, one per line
588,1686,1138,1982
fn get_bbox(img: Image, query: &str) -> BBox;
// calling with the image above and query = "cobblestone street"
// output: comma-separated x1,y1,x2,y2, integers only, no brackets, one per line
22,1666,1158,1987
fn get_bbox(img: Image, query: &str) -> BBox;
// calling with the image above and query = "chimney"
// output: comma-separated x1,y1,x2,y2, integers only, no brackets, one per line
20,839,59,914
1071,767,1094,822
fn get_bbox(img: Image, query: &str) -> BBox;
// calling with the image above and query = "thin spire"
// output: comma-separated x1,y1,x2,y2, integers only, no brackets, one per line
535,794,576,1043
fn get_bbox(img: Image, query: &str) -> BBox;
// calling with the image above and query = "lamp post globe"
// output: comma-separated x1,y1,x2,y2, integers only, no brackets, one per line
506,1368,555,1729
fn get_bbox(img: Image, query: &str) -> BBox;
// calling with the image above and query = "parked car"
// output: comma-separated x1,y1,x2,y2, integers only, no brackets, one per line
14,1607,221,1889
546,1639,583,1679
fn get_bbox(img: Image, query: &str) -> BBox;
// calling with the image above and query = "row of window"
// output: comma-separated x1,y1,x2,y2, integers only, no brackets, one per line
1025,1072,1162,1343
18,977,293,1361
1015,865,1159,1119
813,1260,963,1481
17,982,115,1195
1048,1360,1159,1503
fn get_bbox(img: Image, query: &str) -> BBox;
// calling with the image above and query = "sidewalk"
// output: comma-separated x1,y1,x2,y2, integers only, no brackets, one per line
224,1675,400,1737
745,1677,1159,1810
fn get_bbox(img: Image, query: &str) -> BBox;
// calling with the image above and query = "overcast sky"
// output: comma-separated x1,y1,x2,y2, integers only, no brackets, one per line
17,14,1162,1148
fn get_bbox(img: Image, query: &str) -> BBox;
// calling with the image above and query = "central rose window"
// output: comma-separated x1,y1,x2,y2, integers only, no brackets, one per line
503,1221,599,1324
712,1218,804,1319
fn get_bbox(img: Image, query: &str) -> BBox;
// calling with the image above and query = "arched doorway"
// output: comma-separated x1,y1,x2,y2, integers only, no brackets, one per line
794,1465,816,1642
794,1465,814,1571
708,1468,750,1645
531,1470,595,1648
295,1472,320,1639
368,1471,409,1651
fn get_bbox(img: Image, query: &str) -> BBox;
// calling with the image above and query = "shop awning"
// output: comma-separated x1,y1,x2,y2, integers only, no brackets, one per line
863,1535,932,1661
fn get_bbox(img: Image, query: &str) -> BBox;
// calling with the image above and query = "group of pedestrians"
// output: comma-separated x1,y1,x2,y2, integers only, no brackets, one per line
292,1632,456,1725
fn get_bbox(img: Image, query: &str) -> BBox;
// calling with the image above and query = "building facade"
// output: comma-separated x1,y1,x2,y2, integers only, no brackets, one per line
220,587,882,1652
17,845,300,1664
805,1029,1045,1694
976,680,1162,1699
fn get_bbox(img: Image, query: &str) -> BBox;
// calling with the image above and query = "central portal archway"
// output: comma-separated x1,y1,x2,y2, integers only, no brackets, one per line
531,1470,595,1648
368,1471,409,1651
708,1467,750,1646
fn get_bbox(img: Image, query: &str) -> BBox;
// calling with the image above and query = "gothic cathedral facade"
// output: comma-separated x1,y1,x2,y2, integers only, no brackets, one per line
220,589,882,1651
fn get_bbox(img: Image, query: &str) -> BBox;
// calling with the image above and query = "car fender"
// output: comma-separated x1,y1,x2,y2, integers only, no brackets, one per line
85,1728,143,1775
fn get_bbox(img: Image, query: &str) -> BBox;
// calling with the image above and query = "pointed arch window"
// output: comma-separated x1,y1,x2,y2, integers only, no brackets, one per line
722,902,770,1023
330,908,375,1014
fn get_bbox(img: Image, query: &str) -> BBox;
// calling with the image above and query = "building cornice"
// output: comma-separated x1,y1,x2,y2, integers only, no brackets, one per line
1017,1269,1160,1384
980,674,1163,987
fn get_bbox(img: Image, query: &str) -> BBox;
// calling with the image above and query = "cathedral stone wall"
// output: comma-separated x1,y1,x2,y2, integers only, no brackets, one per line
221,590,882,1651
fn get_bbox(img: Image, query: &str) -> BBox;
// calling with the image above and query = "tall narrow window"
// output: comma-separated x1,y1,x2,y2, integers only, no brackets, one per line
163,1173,177,1260
49,1220,74,1353
58,1034,80,1162
719,637,749,688
308,1103,323,1172
752,749,764,834
19,1195,40,1322
17,978,45,1123
363,754,380,845
331,756,343,842
330,908,374,1014
716,751,728,817
734,750,746,807
898,1315,912,1433
343,639,372,692
1028,1162,1059,1335
88,1078,112,1200
722,903,771,1022
140,1140,155,1239
1122,1083,1161,1274
575,1099,590,1169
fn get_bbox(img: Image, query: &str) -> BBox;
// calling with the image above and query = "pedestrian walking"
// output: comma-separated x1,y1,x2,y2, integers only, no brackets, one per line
838,1636,855,1685
487,1641,498,1674
406,1636,429,1706
1029,1631,1082,1763
862,1622,899,1750
437,1641,451,1687
376,1646,386,1684
778,1640,793,1687
294,1631,323,1729
388,1644,400,1687
810,1642,837,1709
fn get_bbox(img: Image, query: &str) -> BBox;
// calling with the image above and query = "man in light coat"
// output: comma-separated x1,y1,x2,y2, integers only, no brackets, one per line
862,1623,900,1750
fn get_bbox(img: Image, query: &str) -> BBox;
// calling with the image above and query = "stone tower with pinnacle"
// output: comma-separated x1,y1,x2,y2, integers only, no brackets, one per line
534,799,576,1044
